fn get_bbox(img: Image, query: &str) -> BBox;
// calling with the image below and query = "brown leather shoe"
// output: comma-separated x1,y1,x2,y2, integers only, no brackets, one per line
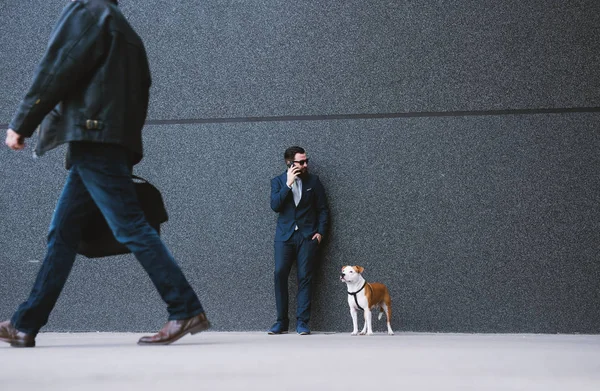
0,320,36,348
137,313,210,345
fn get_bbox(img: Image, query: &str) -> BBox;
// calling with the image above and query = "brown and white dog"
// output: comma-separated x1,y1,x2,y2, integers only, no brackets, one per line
340,265,394,336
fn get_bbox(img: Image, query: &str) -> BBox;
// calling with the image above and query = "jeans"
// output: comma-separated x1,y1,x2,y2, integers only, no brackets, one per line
274,230,319,325
12,143,204,335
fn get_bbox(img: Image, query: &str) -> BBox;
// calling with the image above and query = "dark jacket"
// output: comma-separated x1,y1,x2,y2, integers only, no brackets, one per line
270,172,329,242
9,0,150,165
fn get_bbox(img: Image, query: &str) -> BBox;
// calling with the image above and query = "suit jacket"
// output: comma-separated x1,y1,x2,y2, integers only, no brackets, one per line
271,172,329,242
9,0,150,165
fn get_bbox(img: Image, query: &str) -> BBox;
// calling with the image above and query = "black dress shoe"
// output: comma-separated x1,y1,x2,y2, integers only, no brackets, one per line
137,313,210,345
0,320,36,348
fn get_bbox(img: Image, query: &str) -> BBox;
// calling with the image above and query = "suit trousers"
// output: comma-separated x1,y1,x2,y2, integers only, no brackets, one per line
11,143,204,335
274,230,319,325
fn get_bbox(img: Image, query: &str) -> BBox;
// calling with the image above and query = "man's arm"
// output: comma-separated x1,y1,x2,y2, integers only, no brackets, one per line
270,176,291,213
271,166,302,212
8,2,105,138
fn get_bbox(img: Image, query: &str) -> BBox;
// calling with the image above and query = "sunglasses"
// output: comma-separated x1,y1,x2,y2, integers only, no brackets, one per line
292,159,309,166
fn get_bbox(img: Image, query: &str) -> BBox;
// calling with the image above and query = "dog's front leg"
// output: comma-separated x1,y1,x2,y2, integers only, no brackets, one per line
361,309,374,336
350,307,359,336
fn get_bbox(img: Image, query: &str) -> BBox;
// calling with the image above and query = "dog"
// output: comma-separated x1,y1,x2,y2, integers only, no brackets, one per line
340,265,394,336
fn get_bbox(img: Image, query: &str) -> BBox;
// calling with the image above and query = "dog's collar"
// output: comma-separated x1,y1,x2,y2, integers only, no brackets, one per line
347,281,367,311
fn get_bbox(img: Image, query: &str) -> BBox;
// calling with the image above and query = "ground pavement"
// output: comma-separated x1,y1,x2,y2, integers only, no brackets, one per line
1,332,599,390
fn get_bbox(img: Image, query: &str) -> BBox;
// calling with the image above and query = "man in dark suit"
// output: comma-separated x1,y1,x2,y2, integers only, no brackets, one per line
1,0,209,347
269,146,329,335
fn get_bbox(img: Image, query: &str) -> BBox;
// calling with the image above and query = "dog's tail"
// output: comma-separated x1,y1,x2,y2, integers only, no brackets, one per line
378,306,385,320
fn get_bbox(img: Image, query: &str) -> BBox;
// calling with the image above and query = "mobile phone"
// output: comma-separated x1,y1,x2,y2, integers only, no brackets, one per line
287,161,296,168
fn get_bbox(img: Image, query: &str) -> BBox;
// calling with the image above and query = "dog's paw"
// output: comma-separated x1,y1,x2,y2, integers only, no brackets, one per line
351,332,358,336
359,331,366,335
366,332,374,336
387,331,395,335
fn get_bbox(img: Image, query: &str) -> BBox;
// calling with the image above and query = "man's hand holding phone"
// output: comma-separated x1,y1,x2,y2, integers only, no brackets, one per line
286,162,300,187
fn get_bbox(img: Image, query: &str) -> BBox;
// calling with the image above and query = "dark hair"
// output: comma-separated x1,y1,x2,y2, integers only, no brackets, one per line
284,146,305,162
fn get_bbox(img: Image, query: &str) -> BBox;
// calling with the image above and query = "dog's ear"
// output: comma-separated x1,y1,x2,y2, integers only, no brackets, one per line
355,266,364,274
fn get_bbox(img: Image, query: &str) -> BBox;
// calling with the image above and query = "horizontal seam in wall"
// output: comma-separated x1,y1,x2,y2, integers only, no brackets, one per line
143,106,600,125
2,106,599,128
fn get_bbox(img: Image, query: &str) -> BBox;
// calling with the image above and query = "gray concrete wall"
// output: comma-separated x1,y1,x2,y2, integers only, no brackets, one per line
1,0,599,333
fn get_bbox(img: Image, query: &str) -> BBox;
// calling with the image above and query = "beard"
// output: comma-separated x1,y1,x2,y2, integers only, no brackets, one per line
298,167,309,178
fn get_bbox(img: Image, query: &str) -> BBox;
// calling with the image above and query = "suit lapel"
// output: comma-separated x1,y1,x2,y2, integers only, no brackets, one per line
298,174,313,207
281,172,312,207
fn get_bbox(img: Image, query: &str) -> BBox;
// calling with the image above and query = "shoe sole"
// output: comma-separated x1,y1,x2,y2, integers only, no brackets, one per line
2,336,35,347
267,331,288,335
1,331,35,347
137,321,211,346
10,340,35,347
297,332,310,335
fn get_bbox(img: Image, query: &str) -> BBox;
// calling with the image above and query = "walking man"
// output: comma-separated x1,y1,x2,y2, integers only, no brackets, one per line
1,0,209,347
269,146,329,335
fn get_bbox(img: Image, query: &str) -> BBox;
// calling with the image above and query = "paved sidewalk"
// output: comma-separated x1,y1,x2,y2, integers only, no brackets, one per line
1,332,599,390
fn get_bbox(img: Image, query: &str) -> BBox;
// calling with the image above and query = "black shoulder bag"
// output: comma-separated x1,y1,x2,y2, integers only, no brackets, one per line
77,175,169,258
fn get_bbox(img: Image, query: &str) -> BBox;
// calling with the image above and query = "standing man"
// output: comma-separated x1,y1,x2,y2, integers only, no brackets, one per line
269,146,329,335
0,0,209,348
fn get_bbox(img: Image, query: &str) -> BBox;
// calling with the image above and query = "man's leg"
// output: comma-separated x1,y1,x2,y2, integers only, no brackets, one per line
74,147,204,320
295,236,319,326
11,169,95,335
273,239,296,327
